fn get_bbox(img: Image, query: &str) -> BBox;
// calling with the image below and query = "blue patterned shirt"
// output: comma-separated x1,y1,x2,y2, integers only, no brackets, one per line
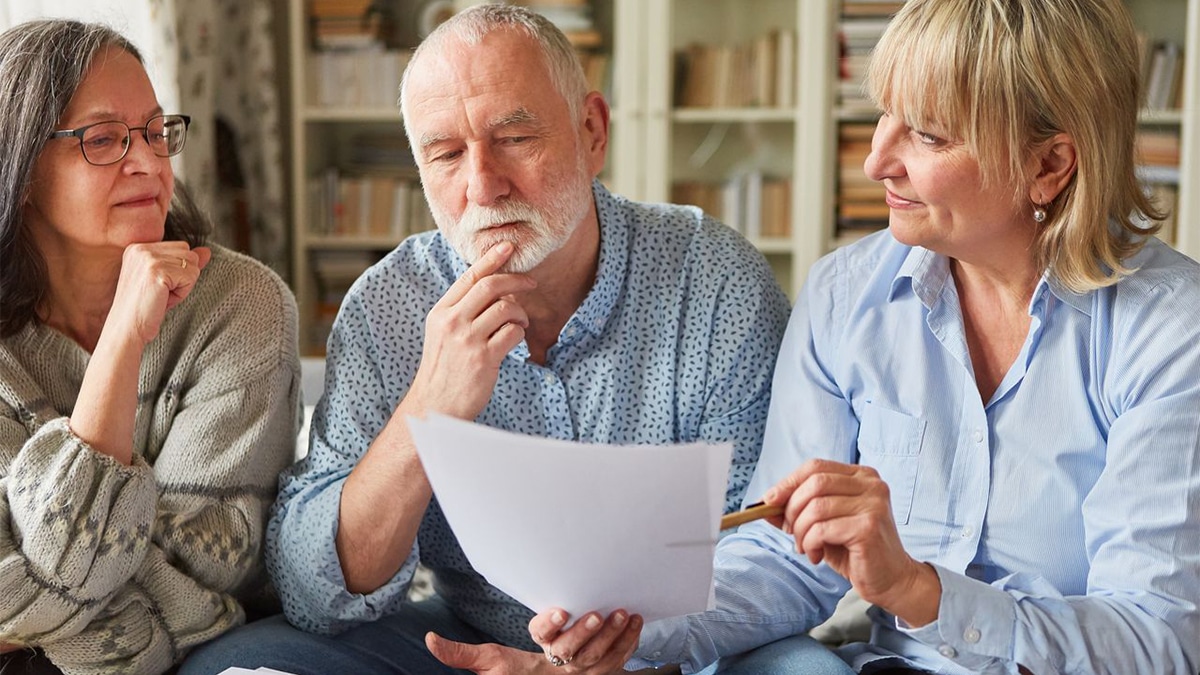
267,181,791,648
636,231,1200,674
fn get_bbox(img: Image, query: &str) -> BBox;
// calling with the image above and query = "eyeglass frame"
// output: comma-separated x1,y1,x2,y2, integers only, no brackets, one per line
48,114,192,166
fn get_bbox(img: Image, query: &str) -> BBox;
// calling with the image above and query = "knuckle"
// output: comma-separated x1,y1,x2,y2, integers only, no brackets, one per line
873,480,891,501
460,267,481,286
475,275,503,296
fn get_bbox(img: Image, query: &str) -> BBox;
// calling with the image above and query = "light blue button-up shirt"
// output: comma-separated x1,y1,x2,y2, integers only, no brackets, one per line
637,230,1200,674
267,182,791,649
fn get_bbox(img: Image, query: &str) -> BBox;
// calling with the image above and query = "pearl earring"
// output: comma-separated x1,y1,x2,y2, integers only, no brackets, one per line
1033,205,1047,223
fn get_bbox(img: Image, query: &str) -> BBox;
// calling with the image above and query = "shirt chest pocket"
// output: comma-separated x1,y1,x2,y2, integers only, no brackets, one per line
856,403,925,525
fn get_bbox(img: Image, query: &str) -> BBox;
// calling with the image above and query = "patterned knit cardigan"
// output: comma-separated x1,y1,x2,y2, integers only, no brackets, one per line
0,246,300,675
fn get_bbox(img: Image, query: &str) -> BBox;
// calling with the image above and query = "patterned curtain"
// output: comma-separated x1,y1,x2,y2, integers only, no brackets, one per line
0,0,288,274
0,0,182,139
175,1,288,273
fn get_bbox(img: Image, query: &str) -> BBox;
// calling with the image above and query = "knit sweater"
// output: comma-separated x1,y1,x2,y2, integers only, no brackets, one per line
0,246,300,675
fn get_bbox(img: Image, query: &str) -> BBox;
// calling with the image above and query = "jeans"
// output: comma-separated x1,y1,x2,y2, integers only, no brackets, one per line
695,634,856,675
0,650,63,675
178,597,487,675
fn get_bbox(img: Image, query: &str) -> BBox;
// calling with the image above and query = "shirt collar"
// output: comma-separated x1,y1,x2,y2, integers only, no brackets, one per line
888,245,1091,317
1041,274,1091,316
889,246,949,308
568,180,626,338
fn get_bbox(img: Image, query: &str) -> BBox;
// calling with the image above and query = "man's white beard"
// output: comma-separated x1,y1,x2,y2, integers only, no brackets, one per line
429,157,594,273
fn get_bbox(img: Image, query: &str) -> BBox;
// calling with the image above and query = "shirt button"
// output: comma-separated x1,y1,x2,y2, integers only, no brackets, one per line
938,644,958,658
973,429,984,443
565,326,576,338
543,374,555,386
960,525,975,539
964,627,981,643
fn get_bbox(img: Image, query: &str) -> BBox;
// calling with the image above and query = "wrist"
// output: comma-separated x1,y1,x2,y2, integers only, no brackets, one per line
884,560,941,628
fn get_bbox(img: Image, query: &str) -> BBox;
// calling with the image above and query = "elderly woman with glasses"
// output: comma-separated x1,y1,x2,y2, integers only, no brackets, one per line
0,19,299,675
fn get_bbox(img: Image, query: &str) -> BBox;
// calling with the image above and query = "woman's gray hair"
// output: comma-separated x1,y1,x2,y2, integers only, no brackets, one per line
0,19,207,338
399,3,589,123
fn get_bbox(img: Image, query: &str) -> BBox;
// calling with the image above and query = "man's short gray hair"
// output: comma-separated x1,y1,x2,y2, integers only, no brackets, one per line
399,3,589,124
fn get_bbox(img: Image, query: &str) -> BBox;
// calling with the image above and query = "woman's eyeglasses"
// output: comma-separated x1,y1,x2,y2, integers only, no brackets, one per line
49,114,191,166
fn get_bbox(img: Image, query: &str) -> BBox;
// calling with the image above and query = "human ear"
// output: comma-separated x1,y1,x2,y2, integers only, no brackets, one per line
580,91,609,176
1028,133,1077,204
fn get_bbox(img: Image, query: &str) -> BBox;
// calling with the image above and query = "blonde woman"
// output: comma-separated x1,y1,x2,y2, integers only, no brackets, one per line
529,1,1200,674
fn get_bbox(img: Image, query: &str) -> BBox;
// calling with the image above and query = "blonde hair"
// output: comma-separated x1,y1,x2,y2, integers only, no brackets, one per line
867,0,1161,292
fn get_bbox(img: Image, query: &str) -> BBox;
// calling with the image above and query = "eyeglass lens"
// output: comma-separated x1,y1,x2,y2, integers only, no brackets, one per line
81,116,188,165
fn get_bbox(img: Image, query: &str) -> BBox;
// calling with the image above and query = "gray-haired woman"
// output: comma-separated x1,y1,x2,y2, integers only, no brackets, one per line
0,19,299,675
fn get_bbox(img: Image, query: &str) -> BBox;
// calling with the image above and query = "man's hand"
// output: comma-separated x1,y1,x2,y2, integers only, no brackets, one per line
404,241,536,421
428,607,641,675
426,633,547,675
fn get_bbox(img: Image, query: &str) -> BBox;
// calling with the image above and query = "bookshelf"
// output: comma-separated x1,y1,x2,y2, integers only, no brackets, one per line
602,0,1199,297
286,0,1197,351
288,0,425,354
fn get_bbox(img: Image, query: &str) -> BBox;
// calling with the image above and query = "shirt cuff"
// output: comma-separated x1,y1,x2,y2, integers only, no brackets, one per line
898,563,1015,670
273,477,419,631
632,615,691,669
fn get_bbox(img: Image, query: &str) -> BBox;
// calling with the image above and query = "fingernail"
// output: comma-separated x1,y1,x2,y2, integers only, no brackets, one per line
585,614,601,629
613,611,627,628
552,611,567,626
496,242,513,254
764,489,776,503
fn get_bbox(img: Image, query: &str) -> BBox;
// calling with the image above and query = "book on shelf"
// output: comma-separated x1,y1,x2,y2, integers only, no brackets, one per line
841,1,905,17
674,29,796,109
1136,129,1182,168
308,48,412,108
838,10,892,111
775,29,796,109
1130,183,1179,245
309,0,373,15
1144,41,1185,110
307,168,426,240
837,122,887,241
1136,164,1182,185
672,171,792,240
308,2,393,50
308,249,384,353
512,1,604,51
579,51,610,95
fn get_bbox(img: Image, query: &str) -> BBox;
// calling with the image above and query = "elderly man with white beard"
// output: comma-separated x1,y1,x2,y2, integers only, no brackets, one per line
179,5,790,675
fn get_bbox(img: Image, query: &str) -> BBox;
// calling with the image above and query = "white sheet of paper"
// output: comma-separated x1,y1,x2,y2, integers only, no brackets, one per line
408,414,732,623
